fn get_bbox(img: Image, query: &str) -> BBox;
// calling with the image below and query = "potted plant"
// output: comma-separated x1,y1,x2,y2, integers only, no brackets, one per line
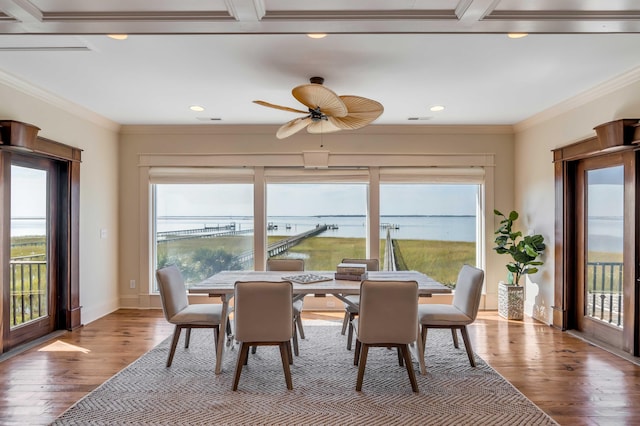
493,209,546,320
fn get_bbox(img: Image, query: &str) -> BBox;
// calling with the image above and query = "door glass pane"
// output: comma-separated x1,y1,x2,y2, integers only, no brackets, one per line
586,166,624,327
10,165,48,327
153,184,254,289
380,184,479,288
266,184,367,269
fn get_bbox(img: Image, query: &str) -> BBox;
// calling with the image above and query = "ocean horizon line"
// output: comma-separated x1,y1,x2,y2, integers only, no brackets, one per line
157,214,475,220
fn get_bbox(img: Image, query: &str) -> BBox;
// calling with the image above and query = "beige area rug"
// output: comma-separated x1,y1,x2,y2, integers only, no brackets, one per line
53,322,557,426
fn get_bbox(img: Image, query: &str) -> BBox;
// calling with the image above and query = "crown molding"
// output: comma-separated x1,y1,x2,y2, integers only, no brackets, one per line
0,69,120,133
514,65,640,133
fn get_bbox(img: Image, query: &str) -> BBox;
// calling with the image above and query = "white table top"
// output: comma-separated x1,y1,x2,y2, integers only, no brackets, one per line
189,270,452,296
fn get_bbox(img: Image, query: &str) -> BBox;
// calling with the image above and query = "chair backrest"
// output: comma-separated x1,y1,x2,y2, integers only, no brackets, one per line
357,280,418,344
266,258,305,272
341,258,379,272
234,281,294,342
155,265,189,322
452,264,485,321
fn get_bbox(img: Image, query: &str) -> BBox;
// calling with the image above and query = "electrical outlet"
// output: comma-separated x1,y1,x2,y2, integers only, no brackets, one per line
129,279,136,289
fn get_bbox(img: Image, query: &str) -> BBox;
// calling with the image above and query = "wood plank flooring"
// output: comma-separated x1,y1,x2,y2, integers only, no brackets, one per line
1,309,639,425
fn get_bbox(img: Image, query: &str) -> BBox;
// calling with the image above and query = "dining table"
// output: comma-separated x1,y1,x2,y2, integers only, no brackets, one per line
189,270,452,375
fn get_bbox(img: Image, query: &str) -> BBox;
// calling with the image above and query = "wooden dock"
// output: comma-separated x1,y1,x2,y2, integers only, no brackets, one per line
156,223,250,241
235,224,330,266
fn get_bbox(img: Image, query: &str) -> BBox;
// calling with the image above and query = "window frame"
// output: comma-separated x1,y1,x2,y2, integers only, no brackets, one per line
145,164,488,294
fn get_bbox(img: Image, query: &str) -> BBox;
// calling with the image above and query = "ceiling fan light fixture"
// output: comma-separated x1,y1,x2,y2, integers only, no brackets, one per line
255,76,383,139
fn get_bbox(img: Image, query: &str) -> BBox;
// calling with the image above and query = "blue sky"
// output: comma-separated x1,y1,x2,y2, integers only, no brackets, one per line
11,165,47,218
156,183,479,216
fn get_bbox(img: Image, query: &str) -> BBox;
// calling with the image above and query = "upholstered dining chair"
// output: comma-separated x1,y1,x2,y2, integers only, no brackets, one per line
266,258,305,356
419,264,484,367
339,258,380,350
156,264,223,367
352,279,419,392
232,280,294,391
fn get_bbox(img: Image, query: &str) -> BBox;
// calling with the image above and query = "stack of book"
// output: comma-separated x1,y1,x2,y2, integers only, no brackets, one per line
334,263,368,281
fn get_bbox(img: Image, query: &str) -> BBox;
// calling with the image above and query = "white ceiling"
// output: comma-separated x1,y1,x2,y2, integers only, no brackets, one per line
0,0,639,128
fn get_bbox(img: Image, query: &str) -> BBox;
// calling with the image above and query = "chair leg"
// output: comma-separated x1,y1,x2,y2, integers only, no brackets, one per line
296,314,305,340
400,344,419,393
341,311,349,335
167,325,182,367
232,342,250,391
421,325,428,351
355,344,369,391
213,326,219,352
287,340,293,365
460,326,476,367
279,342,293,390
226,318,232,336
354,339,361,365
184,327,191,348
397,347,404,367
451,328,459,348
251,345,257,354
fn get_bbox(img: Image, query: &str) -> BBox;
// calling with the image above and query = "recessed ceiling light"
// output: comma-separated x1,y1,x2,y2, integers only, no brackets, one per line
429,105,445,112
107,34,128,40
507,33,528,39
307,33,327,39
190,105,205,112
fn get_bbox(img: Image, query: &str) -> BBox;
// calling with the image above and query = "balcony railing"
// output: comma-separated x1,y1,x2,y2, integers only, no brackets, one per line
587,261,623,327
9,257,47,327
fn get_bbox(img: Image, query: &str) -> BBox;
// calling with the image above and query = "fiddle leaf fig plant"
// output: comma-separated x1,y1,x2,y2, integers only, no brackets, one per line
493,209,546,286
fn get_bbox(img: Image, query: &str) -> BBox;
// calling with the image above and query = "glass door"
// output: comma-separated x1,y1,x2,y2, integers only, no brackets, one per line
576,153,633,351
4,156,57,350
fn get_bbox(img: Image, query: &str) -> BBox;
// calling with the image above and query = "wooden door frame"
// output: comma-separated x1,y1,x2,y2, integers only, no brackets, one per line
552,119,640,354
0,120,82,353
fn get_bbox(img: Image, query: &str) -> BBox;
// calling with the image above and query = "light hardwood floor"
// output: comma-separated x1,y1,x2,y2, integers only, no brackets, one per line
0,309,639,425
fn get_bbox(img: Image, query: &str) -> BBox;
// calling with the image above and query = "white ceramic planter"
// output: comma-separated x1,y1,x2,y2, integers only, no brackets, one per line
498,281,524,320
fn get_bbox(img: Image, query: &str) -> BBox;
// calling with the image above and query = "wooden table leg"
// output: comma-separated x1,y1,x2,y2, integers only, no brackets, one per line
215,294,231,374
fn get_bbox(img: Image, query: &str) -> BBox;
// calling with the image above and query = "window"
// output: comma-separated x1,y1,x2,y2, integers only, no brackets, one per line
147,164,485,291
266,183,367,269
380,183,479,287
153,183,254,288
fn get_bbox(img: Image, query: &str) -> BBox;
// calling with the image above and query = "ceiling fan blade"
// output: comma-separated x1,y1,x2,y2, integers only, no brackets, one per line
331,96,385,130
292,84,348,118
307,118,343,134
276,116,312,139
253,100,308,114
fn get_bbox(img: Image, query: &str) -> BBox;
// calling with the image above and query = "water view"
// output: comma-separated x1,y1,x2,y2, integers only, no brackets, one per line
157,215,477,242
12,215,624,254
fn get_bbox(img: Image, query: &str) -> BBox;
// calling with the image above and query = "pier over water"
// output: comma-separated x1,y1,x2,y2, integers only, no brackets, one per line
235,225,329,266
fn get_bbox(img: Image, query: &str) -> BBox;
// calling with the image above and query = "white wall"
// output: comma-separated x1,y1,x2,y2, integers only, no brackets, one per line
0,78,121,325
514,71,640,323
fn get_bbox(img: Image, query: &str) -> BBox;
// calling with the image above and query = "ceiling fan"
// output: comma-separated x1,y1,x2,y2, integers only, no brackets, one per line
253,77,384,139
